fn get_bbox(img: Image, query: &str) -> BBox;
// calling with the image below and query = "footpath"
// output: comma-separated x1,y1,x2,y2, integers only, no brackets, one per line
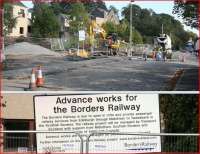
175,68,198,91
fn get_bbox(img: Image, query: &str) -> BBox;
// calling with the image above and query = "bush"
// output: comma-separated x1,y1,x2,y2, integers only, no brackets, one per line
15,36,26,42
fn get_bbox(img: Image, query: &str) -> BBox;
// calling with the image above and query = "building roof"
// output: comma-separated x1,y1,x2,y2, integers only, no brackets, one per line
91,8,107,18
15,2,27,8
28,8,33,13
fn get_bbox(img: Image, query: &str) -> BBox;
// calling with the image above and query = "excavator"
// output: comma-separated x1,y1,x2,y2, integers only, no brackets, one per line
88,20,121,55
77,20,121,58
77,20,106,58
89,20,107,49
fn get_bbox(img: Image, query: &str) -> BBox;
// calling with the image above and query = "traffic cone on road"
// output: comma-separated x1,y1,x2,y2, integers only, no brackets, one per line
29,68,36,90
36,66,44,87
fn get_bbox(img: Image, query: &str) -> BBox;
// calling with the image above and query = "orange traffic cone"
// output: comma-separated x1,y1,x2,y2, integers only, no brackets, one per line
36,66,44,87
29,68,36,90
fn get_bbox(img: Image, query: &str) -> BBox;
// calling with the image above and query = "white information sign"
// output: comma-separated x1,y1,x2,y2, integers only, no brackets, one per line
79,30,85,41
34,94,161,153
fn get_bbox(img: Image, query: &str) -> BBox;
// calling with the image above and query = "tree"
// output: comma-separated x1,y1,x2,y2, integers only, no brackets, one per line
84,0,107,13
124,26,143,44
56,0,107,14
121,4,197,48
50,2,62,15
3,3,17,36
31,3,60,38
102,20,143,44
102,21,117,34
109,5,119,15
116,19,129,39
68,2,89,34
132,28,143,44
160,94,198,151
173,1,198,29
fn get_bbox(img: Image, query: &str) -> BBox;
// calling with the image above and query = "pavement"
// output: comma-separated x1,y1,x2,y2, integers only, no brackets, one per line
174,68,198,91
3,52,199,91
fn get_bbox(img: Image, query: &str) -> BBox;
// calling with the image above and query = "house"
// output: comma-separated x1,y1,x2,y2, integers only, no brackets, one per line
90,8,120,26
7,2,31,37
106,9,120,25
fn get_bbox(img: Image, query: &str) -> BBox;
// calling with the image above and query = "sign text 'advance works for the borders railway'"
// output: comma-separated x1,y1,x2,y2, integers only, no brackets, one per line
34,94,161,153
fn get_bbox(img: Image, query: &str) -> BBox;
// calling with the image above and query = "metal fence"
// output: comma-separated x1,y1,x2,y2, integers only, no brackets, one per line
1,131,199,153
86,132,199,153
4,36,154,57
2,131,83,153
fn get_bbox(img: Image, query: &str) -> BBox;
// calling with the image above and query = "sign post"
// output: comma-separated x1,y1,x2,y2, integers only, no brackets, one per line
79,30,85,52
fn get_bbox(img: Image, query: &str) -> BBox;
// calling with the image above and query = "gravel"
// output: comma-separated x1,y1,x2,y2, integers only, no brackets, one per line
5,42,61,56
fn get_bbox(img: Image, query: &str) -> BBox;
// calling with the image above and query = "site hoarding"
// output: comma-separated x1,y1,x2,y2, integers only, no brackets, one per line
34,93,161,153
79,30,86,41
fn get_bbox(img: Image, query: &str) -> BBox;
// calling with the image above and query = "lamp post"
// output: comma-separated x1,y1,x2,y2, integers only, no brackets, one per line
1,8,5,62
73,16,82,54
128,0,134,57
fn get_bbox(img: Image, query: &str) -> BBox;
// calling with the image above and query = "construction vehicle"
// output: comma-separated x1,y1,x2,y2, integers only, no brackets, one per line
88,20,121,55
153,25,172,60
89,20,106,51
76,20,125,57
73,20,106,58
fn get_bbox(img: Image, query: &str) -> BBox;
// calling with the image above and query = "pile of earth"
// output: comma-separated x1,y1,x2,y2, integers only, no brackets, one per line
5,42,61,57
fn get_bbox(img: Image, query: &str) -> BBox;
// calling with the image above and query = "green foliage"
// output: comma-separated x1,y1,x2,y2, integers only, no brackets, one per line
160,94,198,151
50,2,62,15
102,20,143,44
102,21,117,34
28,1,198,49
55,0,107,14
132,29,143,44
3,3,17,36
122,4,197,48
123,26,143,44
109,5,119,15
117,20,129,38
160,94,198,133
173,2,198,29
83,0,107,13
31,3,60,38
68,2,89,34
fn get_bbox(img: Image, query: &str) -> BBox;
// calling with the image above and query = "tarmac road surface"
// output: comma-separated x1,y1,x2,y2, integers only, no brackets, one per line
3,53,198,91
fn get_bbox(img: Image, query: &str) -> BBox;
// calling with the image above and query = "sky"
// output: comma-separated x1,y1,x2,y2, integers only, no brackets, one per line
22,1,198,35
106,1,173,17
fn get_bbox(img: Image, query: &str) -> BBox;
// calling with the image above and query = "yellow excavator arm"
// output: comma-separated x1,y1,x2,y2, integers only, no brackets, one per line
89,20,107,43
88,20,123,51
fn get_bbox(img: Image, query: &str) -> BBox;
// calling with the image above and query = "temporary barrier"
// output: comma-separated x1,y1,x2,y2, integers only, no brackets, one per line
86,132,199,153
1,131,199,153
1,131,83,154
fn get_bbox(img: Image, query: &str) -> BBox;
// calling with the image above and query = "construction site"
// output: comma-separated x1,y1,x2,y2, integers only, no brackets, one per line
3,39,198,91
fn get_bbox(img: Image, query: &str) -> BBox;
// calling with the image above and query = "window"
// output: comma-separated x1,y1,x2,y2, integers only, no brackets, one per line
19,27,24,34
19,9,25,17
3,120,36,152
28,26,31,33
